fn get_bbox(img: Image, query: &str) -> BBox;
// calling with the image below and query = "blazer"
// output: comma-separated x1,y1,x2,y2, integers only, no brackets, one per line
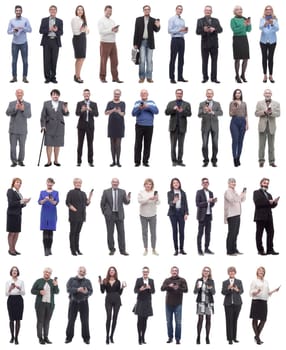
253,189,277,222
40,100,69,137
196,189,215,222
7,189,25,216
165,100,192,133
255,99,280,135
198,100,223,132
134,277,155,317
66,188,89,222
133,16,160,49
6,100,31,135
76,100,99,130
193,278,215,303
31,278,59,310
39,17,63,47
167,190,189,216
100,188,130,220
221,278,243,306
196,16,223,48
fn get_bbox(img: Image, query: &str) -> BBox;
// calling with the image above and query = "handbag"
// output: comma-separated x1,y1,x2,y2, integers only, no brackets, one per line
132,302,137,313
131,48,140,65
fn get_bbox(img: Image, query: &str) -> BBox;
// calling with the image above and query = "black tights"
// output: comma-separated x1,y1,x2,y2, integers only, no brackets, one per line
110,138,121,164
10,320,21,340
43,230,53,249
252,319,266,340
105,303,120,339
137,316,148,341
197,314,211,340
235,59,248,78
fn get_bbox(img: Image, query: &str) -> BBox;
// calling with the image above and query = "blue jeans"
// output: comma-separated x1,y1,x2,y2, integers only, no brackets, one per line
139,39,153,80
12,42,28,77
230,117,246,159
166,304,182,341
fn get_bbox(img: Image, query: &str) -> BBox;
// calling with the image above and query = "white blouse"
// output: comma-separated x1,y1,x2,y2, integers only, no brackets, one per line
71,16,84,35
5,279,25,296
249,278,270,301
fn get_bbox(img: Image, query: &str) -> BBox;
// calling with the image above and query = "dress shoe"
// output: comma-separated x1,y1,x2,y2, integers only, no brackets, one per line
166,338,173,343
10,76,17,83
263,79,267,83
117,162,122,167
88,163,94,167
138,78,145,83
202,79,208,83
228,340,233,344
44,162,52,167
227,253,237,256
203,162,209,167
206,336,210,344
259,161,264,167
11,162,17,167
135,163,140,167
110,336,114,343
198,250,204,256
258,251,266,255
240,75,247,82
177,162,186,166
76,250,83,255
71,252,77,256
180,249,187,255
109,250,115,256
143,162,149,167
174,251,178,256
84,339,90,344
110,162,116,167
269,77,275,83
8,250,17,256
141,339,146,344
44,338,52,344
106,336,109,344
113,79,123,83
14,338,19,345
39,338,46,344
205,248,214,254
255,336,262,345
178,78,188,82
74,75,84,83
235,76,242,83
267,250,279,255
235,250,243,255
44,79,50,83
170,79,177,84
53,161,61,166
10,337,14,343
172,161,177,166
77,163,81,166
23,76,29,83
147,78,154,83
101,79,108,83
176,339,181,344
196,336,200,344
120,251,129,256
233,339,239,343
211,79,220,83
18,161,25,166
51,78,58,83
15,250,21,255
270,163,277,167
212,162,217,167
65,338,72,343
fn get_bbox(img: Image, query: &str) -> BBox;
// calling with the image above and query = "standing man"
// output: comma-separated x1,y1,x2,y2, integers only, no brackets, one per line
165,89,191,166
253,178,279,255
161,266,188,345
168,5,188,84
198,89,223,167
31,267,59,345
132,89,159,167
66,178,92,256
75,89,99,167
40,89,69,167
6,89,31,167
196,5,223,83
100,178,130,256
255,89,280,167
98,5,123,83
39,5,63,83
133,5,160,83
65,267,93,344
7,5,32,83
195,178,217,255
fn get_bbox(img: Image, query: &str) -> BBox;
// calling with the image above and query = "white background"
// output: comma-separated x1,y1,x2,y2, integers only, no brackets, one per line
0,0,284,349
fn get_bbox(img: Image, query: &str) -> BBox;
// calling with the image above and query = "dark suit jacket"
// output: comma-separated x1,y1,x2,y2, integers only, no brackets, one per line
193,278,215,303
221,278,243,306
100,188,130,220
6,100,32,135
75,100,99,130
165,100,192,133
39,17,63,47
133,16,160,49
7,189,25,216
196,16,223,49
198,100,223,132
253,189,277,222
66,188,89,222
196,189,215,221
167,190,189,216
31,278,59,310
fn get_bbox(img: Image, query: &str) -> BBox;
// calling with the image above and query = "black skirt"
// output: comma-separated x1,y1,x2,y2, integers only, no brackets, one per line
73,33,86,59
7,214,22,232
7,295,24,321
233,35,250,59
250,299,267,321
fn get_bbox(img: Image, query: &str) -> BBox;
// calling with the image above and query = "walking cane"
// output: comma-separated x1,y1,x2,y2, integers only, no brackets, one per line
37,129,45,166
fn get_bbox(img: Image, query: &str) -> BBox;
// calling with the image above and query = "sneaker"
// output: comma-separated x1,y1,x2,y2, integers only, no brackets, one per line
143,249,148,256
152,249,159,256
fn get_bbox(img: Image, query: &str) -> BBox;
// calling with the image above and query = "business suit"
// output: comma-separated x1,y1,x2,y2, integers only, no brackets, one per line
255,99,280,165
6,100,31,165
221,278,243,343
75,100,99,165
253,188,278,254
165,100,192,165
39,16,63,81
196,16,222,81
195,189,215,253
100,188,130,254
198,100,223,165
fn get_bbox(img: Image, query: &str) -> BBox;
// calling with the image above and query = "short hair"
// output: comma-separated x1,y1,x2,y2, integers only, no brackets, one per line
50,89,60,96
175,89,183,94
49,5,57,11
10,266,20,276
11,178,22,188
104,5,112,11
142,266,149,272
260,177,270,186
143,5,151,10
83,89,90,93
44,267,52,274
171,266,179,273
228,178,236,184
201,177,209,183
47,177,55,184
144,178,154,189
256,266,266,277
15,5,22,11
227,266,236,274
170,177,181,190
73,177,82,184
233,5,242,15
176,5,183,10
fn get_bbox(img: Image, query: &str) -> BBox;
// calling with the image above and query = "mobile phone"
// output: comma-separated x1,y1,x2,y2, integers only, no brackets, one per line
154,190,158,196
140,102,144,106
63,102,68,106
243,187,247,192
128,192,131,197
205,101,209,106
90,189,94,193
143,283,147,287
247,17,251,20
98,275,101,280
174,193,179,198
54,277,58,281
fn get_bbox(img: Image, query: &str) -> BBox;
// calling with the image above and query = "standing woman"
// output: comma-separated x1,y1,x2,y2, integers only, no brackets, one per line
6,266,25,344
193,266,215,345
38,178,59,256
99,266,126,344
167,178,189,256
134,267,155,344
71,5,89,83
229,89,248,166
230,5,251,83
259,6,279,83
105,89,125,167
138,178,160,256
7,178,30,255
250,266,280,345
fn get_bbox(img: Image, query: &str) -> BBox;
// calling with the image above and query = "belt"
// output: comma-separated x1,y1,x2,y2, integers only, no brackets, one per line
48,36,56,39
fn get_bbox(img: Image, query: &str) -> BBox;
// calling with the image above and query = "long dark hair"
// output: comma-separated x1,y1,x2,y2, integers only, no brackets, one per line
103,266,118,284
232,89,243,101
75,5,87,25
170,177,181,190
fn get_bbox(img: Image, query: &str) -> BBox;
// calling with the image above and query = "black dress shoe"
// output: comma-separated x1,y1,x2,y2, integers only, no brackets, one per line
110,162,116,167
71,251,77,256
101,79,108,83
106,336,109,344
202,79,208,83
211,79,220,83
110,336,114,343
77,163,81,166
11,162,17,167
44,338,52,344
120,251,129,256
39,338,45,344
8,250,17,256
177,162,186,166
14,338,19,344
174,251,178,256
143,162,149,167
117,162,122,167
240,75,247,82
180,249,187,255
15,250,21,255
206,337,210,344
203,162,209,167
198,250,204,256
65,339,72,343
258,251,267,255
176,340,181,344
44,79,50,83
10,337,14,343
235,76,242,83
112,79,123,83
166,338,173,343
10,76,17,83
205,249,214,254
228,340,233,344
109,251,115,255
235,250,243,255
170,79,177,84
212,162,217,167
267,250,279,255
76,251,83,255
178,78,188,82
269,78,275,83
51,78,58,83
18,161,25,166
84,339,90,344
53,161,61,166
44,162,52,167
233,339,239,343
89,163,94,167
135,163,140,167
270,163,277,167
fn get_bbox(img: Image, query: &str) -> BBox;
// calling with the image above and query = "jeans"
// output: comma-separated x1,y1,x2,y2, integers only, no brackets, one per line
139,39,153,80
12,42,28,77
230,117,246,159
166,304,182,341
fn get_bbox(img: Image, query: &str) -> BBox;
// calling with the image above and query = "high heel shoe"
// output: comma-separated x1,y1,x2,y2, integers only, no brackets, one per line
235,76,242,83
110,336,114,343
196,336,200,344
206,336,210,344
269,76,275,83
106,336,109,344
240,75,247,82
74,75,84,83
10,337,14,343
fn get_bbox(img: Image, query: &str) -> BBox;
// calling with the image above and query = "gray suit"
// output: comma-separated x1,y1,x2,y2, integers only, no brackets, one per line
40,100,69,146
6,100,31,163
198,100,223,164
100,188,130,253
255,99,280,164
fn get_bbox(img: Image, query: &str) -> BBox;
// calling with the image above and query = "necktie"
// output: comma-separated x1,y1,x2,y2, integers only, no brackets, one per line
113,189,118,212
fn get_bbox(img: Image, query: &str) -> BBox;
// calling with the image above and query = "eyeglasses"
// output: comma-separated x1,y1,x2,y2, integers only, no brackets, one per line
203,269,210,272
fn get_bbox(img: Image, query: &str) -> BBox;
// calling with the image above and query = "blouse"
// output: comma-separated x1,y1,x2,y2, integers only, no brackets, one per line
229,101,248,118
250,278,270,301
71,16,84,35
138,190,160,217
5,279,25,296
259,17,279,44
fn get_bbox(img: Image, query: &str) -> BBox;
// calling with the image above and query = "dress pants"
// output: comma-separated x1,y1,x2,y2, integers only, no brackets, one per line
10,133,27,163
100,42,119,81
226,215,240,254
224,304,241,341
255,219,274,253
197,215,212,251
169,37,185,81
43,38,59,80
258,123,275,164
69,221,83,254
36,302,54,340
66,300,90,342
170,128,185,163
201,46,218,81
134,124,153,165
201,127,218,164
169,211,185,251
105,212,126,253
77,127,94,164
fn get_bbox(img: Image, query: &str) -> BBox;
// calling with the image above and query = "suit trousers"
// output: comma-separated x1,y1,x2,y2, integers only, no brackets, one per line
201,46,218,81
140,215,157,249
69,221,83,253
66,300,90,341
36,302,54,339
224,304,241,341
105,212,126,253
226,215,240,254
169,211,185,251
255,219,274,253
197,215,212,251
10,133,27,163
100,42,119,81
258,123,275,164
77,127,94,164
170,129,185,163
134,124,153,165
169,37,185,80
43,38,59,80
201,128,218,164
